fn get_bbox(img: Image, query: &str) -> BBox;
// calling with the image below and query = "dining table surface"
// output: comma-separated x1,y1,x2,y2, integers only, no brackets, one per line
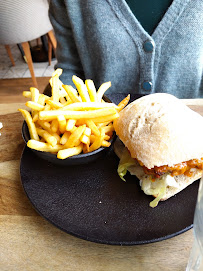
0,82,203,271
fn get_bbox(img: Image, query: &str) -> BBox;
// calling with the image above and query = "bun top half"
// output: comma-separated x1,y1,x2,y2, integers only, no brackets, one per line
113,93,203,169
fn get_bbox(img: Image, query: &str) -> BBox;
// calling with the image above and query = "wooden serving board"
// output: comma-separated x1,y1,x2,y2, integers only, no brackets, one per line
0,98,203,271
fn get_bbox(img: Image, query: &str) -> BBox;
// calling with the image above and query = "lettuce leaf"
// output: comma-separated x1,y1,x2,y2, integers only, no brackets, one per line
149,185,166,208
141,175,169,208
117,147,170,207
117,148,135,181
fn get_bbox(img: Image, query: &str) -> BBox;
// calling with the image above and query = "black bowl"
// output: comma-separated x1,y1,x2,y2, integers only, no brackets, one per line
22,121,116,166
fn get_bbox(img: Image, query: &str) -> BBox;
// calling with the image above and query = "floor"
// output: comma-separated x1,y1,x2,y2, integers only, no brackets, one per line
0,44,56,79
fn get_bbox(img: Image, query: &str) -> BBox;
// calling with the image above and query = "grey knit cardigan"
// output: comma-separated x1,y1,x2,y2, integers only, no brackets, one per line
49,0,203,99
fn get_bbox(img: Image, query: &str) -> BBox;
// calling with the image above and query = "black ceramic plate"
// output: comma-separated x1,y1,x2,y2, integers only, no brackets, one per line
20,146,199,245
19,94,199,245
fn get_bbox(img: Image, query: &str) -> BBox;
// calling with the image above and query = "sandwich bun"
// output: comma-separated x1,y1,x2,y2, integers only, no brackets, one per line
114,93,203,169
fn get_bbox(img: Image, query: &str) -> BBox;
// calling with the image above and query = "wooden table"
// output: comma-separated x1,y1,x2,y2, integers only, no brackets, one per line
0,86,203,271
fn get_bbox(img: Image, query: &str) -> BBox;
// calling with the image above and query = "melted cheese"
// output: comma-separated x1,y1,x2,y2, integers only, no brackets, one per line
140,174,179,196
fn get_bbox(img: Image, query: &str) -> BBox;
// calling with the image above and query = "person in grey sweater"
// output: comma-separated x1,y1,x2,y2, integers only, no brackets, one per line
49,0,203,99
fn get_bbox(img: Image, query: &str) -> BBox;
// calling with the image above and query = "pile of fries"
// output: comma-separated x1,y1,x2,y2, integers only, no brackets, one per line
19,69,130,159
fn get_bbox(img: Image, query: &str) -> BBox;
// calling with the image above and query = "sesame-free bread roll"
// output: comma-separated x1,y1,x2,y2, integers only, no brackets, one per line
114,93,203,169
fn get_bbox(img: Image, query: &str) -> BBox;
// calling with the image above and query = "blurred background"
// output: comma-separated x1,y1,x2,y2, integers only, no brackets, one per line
0,42,56,80
0,0,57,101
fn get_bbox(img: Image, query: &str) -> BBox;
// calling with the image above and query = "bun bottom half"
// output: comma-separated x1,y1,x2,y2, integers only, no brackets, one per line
114,138,202,201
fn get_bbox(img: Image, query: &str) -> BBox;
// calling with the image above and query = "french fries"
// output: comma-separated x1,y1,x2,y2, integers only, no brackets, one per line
38,107,117,121
97,81,111,102
36,128,57,147
18,109,39,140
72,75,90,102
117,94,130,112
62,85,81,103
66,119,76,131
85,79,97,102
27,140,63,152
19,69,130,159
57,144,83,159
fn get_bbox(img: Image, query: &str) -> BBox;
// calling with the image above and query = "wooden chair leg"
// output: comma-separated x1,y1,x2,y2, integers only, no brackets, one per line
21,42,38,88
48,38,52,66
5,45,15,66
47,30,57,52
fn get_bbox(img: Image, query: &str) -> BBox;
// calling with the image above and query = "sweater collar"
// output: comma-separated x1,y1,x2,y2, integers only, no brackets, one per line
106,0,191,45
